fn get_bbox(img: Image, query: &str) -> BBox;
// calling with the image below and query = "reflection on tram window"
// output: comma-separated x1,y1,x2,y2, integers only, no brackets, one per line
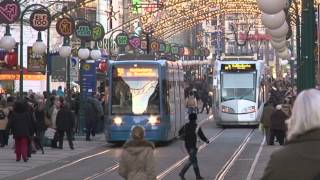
221,73,256,102
111,66,160,115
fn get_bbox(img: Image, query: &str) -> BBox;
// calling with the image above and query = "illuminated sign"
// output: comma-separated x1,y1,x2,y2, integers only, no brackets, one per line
116,67,158,77
221,64,256,72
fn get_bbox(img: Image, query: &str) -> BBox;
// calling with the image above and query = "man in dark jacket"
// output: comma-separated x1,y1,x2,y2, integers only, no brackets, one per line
269,105,288,145
56,103,75,149
260,102,275,145
179,113,210,180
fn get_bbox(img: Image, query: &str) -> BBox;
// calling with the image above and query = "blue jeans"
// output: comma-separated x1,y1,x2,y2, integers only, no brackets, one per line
180,148,200,176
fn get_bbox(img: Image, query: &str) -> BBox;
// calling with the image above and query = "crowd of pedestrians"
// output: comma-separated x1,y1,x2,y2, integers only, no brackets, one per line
0,87,104,162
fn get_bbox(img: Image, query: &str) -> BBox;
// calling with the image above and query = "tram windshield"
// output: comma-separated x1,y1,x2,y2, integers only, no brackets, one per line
221,72,256,102
111,64,160,115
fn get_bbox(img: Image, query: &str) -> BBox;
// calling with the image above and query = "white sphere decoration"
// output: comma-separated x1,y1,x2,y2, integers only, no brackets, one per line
272,36,286,43
0,35,16,51
277,46,287,53
32,41,47,55
280,59,289,65
261,11,286,29
256,0,286,14
277,48,289,59
90,49,102,60
271,39,286,49
78,48,90,60
59,46,72,58
267,22,289,38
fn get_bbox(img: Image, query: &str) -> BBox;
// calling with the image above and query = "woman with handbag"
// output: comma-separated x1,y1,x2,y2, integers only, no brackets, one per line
34,97,46,152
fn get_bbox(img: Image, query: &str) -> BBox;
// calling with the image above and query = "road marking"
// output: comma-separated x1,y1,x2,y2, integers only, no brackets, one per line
25,150,111,180
83,163,119,180
246,137,266,180
156,129,224,180
215,129,255,180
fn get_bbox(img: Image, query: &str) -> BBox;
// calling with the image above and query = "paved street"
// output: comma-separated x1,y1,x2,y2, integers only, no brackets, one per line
0,114,281,180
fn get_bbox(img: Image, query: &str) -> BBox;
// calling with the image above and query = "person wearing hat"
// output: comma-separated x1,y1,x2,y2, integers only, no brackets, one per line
269,104,289,145
118,126,156,180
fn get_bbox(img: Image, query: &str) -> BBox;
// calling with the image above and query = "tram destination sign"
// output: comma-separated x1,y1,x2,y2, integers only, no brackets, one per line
222,64,256,72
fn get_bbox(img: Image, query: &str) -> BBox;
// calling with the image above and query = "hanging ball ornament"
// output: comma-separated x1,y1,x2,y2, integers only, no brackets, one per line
266,22,289,38
78,48,90,60
256,0,286,14
271,39,287,50
261,11,286,29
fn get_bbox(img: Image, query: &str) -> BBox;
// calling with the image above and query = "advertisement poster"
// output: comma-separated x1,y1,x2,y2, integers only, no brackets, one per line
70,57,79,82
51,55,66,82
27,47,46,73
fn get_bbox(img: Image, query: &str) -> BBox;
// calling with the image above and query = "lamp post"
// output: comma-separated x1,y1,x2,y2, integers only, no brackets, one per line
300,0,316,90
19,4,51,98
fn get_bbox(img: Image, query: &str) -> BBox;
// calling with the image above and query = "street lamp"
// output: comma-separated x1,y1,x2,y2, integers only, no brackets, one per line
19,5,51,97
32,32,47,55
0,24,16,51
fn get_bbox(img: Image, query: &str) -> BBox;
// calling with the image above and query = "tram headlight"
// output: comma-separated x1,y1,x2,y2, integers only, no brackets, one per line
221,106,235,113
242,106,256,113
112,117,123,125
148,115,160,125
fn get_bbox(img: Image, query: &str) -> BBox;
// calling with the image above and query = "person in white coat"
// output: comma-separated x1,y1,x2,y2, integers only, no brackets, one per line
118,126,156,180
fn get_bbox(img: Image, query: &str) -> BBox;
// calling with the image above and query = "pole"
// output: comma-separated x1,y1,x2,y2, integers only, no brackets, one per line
19,14,24,98
46,27,50,94
301,0,316,90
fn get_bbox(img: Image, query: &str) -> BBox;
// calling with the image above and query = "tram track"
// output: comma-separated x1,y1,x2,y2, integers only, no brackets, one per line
214,129,255,180
25,149,113,180
83,115,217,180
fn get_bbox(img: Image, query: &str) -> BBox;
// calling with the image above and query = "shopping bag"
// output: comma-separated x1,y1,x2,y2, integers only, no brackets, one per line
44,128,56,139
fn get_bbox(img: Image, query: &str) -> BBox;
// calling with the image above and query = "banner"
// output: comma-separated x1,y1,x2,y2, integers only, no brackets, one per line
51,55,66,82
27,47,46,73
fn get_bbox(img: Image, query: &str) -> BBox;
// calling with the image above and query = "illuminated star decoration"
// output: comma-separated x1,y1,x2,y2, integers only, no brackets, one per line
105,5,120,21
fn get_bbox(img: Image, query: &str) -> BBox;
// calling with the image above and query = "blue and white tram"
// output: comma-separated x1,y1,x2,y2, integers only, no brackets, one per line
105,56,186,142
213,58,266,126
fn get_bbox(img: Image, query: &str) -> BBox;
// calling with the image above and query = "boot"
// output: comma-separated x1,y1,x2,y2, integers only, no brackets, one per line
179,164,190,180
194,167,204,180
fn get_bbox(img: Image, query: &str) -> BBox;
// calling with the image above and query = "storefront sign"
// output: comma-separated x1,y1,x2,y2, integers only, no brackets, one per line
159,43,165,52
29,9,51,31
0,0,20,24
129,36,141,49
56,17,75,37
115,32,129,47
151,41,160,52
91,23,105,41
75,21,92,41
27,47,46,73
141,40,147,50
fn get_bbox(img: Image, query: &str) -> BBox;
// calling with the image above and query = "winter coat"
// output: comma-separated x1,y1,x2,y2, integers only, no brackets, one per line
180,122,209,149
261,129,320,180
35,109,46,132
6,112,33,138
118,139,156,180
56,107,75,131
270,110,288,131
260,105,275,127
85,98,102,125
0,107,9,130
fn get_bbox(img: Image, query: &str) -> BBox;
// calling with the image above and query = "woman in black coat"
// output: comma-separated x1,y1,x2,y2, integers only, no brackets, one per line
6,101,33,162
56,103,75,149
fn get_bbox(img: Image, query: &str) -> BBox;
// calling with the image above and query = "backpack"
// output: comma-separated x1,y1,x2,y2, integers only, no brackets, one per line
0,109,6,120
187,96,197,107
178,124,187,141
